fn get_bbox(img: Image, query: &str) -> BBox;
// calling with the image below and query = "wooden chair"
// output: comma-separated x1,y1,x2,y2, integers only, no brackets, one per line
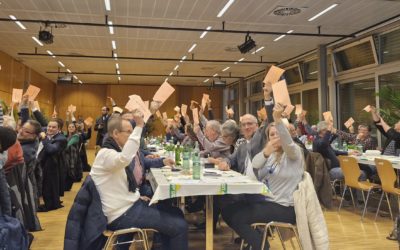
103,228,151,250
239,222,302,250
374,158,400,220
338,156,380,221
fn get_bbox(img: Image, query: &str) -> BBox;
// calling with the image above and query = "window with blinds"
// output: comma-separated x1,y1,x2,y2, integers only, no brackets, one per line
333,40,377,72
284,65,302,85
380,28,400,64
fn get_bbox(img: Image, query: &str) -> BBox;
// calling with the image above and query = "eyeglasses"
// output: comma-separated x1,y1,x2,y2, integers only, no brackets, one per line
241,122,256,127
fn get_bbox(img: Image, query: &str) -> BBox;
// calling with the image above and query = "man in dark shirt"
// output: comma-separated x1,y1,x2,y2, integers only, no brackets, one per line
94,106,110,149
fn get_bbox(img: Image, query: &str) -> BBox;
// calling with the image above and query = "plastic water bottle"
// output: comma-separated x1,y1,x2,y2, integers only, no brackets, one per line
343,141,348,152
175,142,182,166
192,142,201,180
182,145,191,175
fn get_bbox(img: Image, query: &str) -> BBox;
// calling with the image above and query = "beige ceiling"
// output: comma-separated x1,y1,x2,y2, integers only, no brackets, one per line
0,0,399,86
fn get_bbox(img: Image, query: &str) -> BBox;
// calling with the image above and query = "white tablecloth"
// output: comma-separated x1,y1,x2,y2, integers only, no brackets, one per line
354,154,400,169
148,168,272,205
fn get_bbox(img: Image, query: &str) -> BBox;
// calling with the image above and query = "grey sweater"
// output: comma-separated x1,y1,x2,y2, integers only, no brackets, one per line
252,121,304,207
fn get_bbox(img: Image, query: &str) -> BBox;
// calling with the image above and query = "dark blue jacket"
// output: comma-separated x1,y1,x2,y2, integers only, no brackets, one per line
312,131,347,169
64,175,107,250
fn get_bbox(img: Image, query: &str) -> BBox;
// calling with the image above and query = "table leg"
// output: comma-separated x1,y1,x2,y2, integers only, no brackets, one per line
206,195,213,250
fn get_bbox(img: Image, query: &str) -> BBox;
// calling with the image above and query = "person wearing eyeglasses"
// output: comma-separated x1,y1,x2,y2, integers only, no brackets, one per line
222,103,304,250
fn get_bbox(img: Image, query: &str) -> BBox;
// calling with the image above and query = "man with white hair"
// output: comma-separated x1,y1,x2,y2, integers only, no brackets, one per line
194,120,230,158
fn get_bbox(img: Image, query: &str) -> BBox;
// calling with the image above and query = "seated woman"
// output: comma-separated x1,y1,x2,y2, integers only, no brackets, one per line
221,103,304,250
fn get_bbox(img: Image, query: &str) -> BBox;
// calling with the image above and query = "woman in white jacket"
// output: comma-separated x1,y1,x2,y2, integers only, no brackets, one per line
221,103,304,250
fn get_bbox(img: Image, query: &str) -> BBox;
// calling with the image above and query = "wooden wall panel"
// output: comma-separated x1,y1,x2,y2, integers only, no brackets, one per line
0,51,55,116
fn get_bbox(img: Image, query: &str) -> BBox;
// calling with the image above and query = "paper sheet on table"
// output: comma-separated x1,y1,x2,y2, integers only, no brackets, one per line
153,81,175,105
344,117,355,128
113,106,123,113
323,111,333,122
156,110,162,118
284,104,294,116
363,105,372,112
192,108,199,125
24,85,41,101
201,94,209,110
125,95,152,122
263,65,285,85
295,104,303,115
12,89,23,103
84,117,94,126
33,101,40,111
181,104,187,117
162,112,168,120
271,80,291,106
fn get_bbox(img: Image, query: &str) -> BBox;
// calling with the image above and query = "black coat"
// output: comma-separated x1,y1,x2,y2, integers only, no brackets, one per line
64,175,107,250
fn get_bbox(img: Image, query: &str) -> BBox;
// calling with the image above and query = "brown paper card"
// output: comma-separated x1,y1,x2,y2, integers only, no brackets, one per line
201,94,209,110
181,104,188,117
153,81,175,105
271,80,291,106
174,106,180,112
323,111,333,122
84,117,94,126
125,95,152,122
295,104,303,115
284,104,294,116
263,65,285,85
192,108,199,125
156,110,162,118
24,85,41,101
344,117,355,128
144,101,149,110
363,105,371,112
12,89,23,103
162,112,168,120
113,106,123,113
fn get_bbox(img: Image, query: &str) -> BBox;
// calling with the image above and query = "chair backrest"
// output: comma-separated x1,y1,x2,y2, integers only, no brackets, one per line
375,158,397,193
338,156,361,188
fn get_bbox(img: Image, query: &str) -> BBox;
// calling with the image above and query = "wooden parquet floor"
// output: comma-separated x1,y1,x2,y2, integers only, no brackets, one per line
31,150,398,249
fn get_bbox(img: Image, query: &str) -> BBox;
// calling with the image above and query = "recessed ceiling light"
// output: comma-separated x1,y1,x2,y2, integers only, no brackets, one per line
213,73,218,77
118,76,121,81
108,21,114,34
46,50,56,58
238,58,245,61
78,80,83,84
251,46,265,54
273,30,294,42
9,15,26,30
165,77,169,81
113,52,118,60
308,4,338,22
116,70,120,75
32,37,43,46
58,61,65,67
217,0,235,18
181,55,187,61
66,69,72,73
104,0,111,11
111,40,116,50
203,79,210,83
200,26,212,39
169,72,173,76
188,43,197,53
222,67,230,72
174,65,179,70
73,75,78,80
116,63,119,69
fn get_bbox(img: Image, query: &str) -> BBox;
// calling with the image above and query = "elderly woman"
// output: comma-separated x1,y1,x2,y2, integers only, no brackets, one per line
221,119,240,153
222,103,304,250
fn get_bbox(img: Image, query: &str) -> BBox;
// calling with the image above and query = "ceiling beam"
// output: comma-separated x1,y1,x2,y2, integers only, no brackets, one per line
46,71,243,78
0,17,353,38
18,52,277,64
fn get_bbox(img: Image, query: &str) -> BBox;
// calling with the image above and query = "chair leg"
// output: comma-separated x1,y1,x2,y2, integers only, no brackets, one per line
275,228,286,250
375,192,385,221
361,189,372,221
293,228,303,250
349,187,356,210
338,185,348,212
240,238,245,250
385,193,394,220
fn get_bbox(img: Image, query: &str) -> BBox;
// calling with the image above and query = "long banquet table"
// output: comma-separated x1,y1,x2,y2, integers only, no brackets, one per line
148,167,272,250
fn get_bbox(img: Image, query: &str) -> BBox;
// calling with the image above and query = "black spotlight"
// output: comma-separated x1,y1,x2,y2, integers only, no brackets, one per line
38,26,54,44
237,33,256,54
